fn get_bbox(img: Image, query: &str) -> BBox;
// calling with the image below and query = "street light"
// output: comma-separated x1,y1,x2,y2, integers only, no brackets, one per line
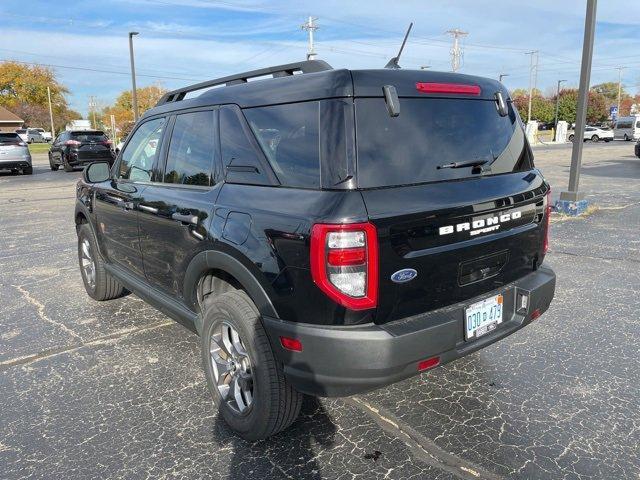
553,79,567,141
420,65,431,70
128,31,139,122
499,73,509,82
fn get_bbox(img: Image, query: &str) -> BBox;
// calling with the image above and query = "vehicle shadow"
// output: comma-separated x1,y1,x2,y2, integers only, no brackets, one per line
213,396,336,479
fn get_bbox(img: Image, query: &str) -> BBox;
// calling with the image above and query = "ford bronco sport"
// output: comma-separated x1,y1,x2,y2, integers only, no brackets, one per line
75,60,556,440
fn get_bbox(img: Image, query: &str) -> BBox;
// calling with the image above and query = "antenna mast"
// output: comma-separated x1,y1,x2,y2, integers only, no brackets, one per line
385,22,413,69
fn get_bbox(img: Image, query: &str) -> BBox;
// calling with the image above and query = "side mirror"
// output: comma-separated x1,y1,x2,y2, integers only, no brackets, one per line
83,161,111,183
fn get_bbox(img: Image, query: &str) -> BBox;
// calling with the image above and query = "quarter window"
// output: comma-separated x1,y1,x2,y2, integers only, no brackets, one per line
119,118,165,182
244,102,320,188
164,111,215,186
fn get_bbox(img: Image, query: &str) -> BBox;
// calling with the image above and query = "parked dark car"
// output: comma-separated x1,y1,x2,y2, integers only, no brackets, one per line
0,132,32,174
75,60,556,440
49,130,114,172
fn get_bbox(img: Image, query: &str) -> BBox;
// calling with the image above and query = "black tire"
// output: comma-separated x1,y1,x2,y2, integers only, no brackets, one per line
624,134,629,141
48,153,59,171
568,134,574,142
63,159,74,172
591,135,599,142
201,290,303,440
77,223,126,301
23,166,33,175
605,138,612,142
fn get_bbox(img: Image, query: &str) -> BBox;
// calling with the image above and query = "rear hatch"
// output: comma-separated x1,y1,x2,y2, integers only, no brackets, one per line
352,71,549,323
0,133,29,161
70,131,112,160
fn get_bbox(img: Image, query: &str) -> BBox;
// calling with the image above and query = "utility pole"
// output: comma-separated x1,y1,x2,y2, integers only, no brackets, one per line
525,51,539,123
499,73,509,82
129,31,140,122
446,29,468,72
46,86,55,138
88,96,97,129
560,0,597,210
301,17,318,60
554,79,567,141
615,66,624,117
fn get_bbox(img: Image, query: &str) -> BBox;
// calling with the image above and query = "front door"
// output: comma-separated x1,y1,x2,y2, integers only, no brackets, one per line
93,117,166,278
137,109,219,297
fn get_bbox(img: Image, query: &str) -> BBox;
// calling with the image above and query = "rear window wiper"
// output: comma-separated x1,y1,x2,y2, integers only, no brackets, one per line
437,159,488,170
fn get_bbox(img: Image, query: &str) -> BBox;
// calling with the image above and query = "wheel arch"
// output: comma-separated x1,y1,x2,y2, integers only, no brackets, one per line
184,249,279,334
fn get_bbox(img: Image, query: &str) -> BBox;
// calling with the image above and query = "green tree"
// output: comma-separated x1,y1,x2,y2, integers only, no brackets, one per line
554,88,609,125
0,61,78,131
511,92,554,123
101,85,168,138
591,82,626,104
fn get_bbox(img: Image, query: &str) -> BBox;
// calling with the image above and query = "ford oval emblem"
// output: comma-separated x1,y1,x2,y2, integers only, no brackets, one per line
391,268,418,283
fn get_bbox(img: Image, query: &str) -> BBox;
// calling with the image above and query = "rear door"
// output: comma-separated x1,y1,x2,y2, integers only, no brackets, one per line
354,94,549,323
137,109,219,297
70,131,112,161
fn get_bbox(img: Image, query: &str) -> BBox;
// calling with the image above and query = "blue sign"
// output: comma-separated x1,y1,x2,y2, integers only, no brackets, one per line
610,106,618,120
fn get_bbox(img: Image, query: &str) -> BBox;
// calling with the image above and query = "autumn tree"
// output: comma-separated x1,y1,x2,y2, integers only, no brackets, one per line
101,85,168,138
511,91,554,123
0,61,80,132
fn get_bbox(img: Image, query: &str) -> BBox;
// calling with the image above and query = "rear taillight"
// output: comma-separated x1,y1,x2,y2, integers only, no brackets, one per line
65,140,81,146
310,222,378,310
101,140,112,146
416,82,481,95
543,189,551,254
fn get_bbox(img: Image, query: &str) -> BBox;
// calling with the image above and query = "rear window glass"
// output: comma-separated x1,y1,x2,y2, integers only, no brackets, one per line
0,133,22,144
355,98,533,188
244,102,320,189
71,131,107,142
164,110,215,186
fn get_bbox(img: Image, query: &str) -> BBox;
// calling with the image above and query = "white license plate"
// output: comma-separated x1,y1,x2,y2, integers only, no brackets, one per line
464,293,504,340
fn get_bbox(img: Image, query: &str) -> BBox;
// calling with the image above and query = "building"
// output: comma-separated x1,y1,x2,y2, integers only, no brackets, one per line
65,119,91,131
0,106,24,132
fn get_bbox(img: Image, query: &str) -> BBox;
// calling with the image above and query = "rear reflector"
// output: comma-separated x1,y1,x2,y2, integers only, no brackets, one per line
416,82,481,95
530,309,541,320
418,356,440,371
280,336,303,352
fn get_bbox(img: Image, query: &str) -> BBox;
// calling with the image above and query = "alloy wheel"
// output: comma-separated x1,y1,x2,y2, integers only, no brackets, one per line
80,238,96,290
209,322,254,414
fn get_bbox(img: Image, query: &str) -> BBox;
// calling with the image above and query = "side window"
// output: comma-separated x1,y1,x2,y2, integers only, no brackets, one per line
164,110,215,186
220,105,275,186
119,118,165,182
244,102,320,188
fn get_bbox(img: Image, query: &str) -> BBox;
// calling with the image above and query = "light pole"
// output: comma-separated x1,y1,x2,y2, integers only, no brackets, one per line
553,79,566,141
499,73,509,82
560,0,597,212
46,86,55,139
129,31,139,122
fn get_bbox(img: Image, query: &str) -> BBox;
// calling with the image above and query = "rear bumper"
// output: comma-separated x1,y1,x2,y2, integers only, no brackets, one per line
263,266,556,397
0,159,32,170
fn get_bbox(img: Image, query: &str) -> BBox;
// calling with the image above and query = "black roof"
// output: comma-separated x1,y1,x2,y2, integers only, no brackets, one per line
144,60,509,120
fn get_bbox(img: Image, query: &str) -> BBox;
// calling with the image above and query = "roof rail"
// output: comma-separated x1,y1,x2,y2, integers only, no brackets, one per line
156,60,333,106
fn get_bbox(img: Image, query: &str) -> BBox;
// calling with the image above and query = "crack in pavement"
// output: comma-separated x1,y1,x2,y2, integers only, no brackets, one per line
345,396,503,480
11,284,84,342
0,320,174,369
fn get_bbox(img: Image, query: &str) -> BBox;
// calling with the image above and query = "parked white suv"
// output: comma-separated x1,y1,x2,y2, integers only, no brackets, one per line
568,126,614,143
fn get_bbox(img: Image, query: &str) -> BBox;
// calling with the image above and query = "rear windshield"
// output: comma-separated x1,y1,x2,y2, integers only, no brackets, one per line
70,131,107,142
0,133,23,145
355,98,533,188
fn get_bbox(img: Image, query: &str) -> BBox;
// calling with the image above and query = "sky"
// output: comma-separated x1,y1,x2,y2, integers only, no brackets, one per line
1,0,639,117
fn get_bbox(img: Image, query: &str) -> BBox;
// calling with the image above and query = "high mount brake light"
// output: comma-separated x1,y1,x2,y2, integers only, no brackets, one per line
415,82,481,95
543,189,552,254
310,223,378,310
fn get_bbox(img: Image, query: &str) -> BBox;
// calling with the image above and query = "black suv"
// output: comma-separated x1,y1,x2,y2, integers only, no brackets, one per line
50,130,114,172
75,61,556,440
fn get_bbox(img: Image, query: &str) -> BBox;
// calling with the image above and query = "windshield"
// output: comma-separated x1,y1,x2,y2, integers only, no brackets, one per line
355,98,533,188
0,133,23,145
70,131,107,142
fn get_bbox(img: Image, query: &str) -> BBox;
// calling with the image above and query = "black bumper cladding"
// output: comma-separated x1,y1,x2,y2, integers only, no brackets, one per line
263,266,556,397
0,161,31,170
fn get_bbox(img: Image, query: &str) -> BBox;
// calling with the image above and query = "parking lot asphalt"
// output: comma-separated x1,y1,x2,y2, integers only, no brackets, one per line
1,143,639,480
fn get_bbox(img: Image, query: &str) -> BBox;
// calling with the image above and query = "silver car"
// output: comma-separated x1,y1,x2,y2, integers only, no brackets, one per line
0,132,33,175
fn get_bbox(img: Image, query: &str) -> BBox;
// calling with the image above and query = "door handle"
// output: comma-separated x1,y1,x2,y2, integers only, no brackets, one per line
139,204,158,214
171,213,198,225
106,195,134,210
